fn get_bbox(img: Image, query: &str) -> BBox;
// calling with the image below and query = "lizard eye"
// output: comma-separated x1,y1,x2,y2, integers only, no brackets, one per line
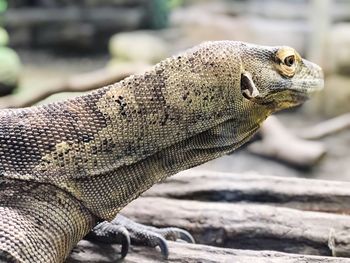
284,55,295,67
275,47,301,78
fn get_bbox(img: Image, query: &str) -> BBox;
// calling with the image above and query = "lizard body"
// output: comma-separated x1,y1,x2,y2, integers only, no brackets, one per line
0,41,323,262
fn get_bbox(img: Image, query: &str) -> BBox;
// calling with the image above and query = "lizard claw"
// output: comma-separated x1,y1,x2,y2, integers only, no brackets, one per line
86,214,194,259
155,227,195,244
177,228,195,243
85,221,131,258
137,231,169,259
156,235,169,259
120,229,130,258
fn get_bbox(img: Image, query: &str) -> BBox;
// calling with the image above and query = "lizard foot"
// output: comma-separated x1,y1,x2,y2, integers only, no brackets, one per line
86,214,195,259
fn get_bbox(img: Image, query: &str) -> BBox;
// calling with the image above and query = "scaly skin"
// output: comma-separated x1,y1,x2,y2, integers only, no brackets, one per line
0,41,323,262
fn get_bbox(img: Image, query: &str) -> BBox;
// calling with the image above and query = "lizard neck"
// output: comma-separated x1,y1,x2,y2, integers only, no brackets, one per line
67,101,270,220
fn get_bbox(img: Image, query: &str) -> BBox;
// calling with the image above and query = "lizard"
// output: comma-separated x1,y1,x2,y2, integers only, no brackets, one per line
0,41,323,263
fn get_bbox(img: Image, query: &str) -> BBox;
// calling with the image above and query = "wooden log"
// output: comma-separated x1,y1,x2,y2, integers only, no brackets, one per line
121,196,350,257
4,7,143,28
67,172,350,261
299,113,350,140
67,240,350,263
247,116,326,168
144,170,350,214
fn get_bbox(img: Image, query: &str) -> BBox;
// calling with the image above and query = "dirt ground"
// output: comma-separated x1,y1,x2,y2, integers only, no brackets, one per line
17,50,350,182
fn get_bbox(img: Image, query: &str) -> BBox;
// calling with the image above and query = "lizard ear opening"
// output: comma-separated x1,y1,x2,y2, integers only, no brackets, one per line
241,72,260,99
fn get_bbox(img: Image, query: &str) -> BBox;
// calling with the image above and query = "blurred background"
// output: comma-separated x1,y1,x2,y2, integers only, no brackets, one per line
0,0,349,181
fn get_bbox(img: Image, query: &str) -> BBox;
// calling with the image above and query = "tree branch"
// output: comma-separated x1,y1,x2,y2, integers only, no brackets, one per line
0,63,147,108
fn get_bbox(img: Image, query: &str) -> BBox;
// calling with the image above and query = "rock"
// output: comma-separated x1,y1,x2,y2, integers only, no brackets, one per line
109,31,169,64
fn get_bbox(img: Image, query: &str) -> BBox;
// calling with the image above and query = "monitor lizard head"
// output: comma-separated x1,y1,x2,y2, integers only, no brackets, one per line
238,43,324,112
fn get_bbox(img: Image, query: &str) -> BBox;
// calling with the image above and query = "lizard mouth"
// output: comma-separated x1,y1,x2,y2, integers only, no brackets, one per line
292,78,324,95
279,62,324,104
254,79,324,109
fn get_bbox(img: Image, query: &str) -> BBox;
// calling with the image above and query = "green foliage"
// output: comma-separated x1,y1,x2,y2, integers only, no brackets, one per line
145,0,184,29
0,46,22,85
0,0,7,13
169,0,184,9
0,27,9,46
145,0,170,29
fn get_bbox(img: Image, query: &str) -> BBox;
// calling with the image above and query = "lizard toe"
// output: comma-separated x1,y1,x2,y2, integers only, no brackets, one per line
108,214,193,258
85,221,131,258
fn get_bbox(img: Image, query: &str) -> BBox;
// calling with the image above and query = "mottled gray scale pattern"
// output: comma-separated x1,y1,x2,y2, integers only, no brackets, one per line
0,179,95,263
0,41,323,262
0,87,110,179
